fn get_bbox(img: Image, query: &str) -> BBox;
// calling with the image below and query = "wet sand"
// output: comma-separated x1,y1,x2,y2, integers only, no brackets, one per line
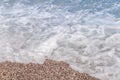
0,59,100,80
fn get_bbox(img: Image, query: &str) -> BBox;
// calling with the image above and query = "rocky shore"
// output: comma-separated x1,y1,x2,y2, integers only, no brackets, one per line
0,59,100,80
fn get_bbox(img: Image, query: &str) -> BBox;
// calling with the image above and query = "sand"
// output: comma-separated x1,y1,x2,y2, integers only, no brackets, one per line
0,59,100,80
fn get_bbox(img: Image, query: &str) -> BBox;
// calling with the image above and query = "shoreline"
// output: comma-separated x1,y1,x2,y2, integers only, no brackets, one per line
0,59,100,80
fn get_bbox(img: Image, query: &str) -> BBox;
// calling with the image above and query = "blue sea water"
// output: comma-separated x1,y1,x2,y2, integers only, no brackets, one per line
0,0,120,80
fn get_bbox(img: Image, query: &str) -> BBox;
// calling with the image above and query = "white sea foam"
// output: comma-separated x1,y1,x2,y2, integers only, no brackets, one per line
0,0,120,80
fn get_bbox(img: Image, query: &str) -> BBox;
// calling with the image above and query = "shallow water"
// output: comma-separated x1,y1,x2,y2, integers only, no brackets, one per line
0,0,120,80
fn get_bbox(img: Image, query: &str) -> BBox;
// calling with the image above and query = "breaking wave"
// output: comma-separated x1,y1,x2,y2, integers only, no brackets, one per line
0,0,120,80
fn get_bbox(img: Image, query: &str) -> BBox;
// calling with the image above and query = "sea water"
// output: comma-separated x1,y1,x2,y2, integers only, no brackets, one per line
0,0,120,80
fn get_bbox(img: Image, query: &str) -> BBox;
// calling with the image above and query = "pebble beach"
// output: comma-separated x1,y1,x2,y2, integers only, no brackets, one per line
0,59,100,80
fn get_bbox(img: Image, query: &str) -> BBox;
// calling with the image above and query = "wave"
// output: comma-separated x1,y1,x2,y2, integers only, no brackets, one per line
0,0,120,80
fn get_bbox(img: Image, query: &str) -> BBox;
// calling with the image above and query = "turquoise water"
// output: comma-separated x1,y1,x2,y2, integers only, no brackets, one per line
0,0,120,80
